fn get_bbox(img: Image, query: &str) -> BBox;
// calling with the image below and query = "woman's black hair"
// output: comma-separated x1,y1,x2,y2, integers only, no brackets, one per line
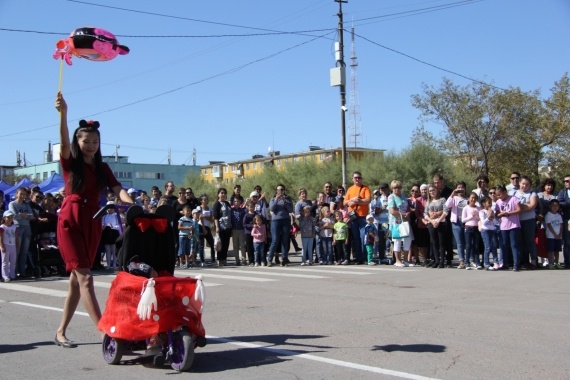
540,178,556,192
495,185,507,193
69,120,106,193
476,174,490,184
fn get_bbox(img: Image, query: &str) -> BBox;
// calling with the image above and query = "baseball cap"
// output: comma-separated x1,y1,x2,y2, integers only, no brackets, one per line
373,189,380,195
379,183,389,189
127,188,137,195
192,208,201,214
3,210,15,218
250,191,260,197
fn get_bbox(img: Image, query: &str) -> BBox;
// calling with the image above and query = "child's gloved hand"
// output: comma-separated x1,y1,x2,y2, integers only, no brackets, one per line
137,278,157,321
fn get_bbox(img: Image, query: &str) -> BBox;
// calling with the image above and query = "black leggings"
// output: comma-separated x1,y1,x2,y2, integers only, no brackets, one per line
428,224,447,264
200,226,216,262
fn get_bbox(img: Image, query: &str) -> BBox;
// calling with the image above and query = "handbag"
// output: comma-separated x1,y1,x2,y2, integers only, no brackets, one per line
398,221,410,238
214,234,222,252
391,221,410,239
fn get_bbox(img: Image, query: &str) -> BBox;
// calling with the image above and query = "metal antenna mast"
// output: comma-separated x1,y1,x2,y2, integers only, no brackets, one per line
347,26,362,148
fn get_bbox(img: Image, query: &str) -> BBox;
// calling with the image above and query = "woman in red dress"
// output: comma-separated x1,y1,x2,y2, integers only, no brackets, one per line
54,92,132,348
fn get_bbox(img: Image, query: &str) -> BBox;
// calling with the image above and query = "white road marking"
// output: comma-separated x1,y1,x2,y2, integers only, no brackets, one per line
0,282,68,297
207,335,440,380
50,279,222,288
2,299,440,379
190,273,276,282
278,266,418,274
212,268,327,279
8,301,89,317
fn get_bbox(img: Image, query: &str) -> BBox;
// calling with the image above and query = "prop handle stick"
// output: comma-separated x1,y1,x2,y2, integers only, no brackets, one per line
58,58,64,93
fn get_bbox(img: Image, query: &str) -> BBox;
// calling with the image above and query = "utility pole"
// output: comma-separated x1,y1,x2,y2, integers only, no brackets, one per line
331,0,348,188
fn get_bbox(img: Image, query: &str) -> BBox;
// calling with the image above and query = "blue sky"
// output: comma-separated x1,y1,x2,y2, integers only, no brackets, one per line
1,0,569,168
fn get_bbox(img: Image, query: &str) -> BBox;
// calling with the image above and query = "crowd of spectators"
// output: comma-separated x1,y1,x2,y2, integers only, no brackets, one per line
2,171,569,280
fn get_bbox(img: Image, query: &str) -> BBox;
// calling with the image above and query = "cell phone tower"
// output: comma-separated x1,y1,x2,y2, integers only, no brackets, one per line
347,26,362,148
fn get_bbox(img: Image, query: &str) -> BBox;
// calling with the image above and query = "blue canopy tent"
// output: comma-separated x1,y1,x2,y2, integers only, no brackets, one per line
0,180,11,192
38,173,65,195
3,177,36,203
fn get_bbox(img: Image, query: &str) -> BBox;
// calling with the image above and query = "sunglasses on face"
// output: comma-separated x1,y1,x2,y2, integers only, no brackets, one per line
511,176,519,180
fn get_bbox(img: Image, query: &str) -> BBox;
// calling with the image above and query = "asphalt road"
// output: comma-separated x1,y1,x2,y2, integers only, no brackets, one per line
1,253,569,380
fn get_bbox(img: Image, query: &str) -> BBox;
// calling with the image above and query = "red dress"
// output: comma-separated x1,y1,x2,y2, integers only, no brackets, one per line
57,155,120,271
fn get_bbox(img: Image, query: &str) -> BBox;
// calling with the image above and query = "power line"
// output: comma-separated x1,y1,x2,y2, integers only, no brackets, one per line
0,27,335,39
351,0,482,24
66,0,311,34
352,31,507,91
0,30,335,138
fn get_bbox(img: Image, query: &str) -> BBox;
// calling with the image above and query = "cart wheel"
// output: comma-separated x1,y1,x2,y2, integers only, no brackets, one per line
102,334,124,365
170,330,194,372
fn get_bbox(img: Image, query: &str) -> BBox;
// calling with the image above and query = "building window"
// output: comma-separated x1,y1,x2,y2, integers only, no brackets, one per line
224,166,228,173
245,163,250,169
293,157,298,162
276,159,281,166
253,162,257,169
135,172,164,179
114,171,133,179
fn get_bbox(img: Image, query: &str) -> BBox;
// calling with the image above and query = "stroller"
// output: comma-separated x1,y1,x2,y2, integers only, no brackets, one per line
97,205,207,372
32,212,66,277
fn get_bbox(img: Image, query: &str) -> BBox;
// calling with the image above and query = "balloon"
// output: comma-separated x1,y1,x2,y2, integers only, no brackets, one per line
53,27,129,65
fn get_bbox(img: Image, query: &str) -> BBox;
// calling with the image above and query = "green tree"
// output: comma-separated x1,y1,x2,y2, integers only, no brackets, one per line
411,74,570,184
543,73,570,180
411,78,505,179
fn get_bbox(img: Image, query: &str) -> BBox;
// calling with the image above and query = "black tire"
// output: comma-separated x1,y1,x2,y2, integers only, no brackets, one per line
170,330,194,372
102,334,124,365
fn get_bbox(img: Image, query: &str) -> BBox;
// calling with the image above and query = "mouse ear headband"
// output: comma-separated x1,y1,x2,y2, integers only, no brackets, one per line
78,119,100,129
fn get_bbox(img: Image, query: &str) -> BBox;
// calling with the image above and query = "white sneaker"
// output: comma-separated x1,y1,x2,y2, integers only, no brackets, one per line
300,262,306,266
254,263,259,267
368,261,377,265
394,262,405,267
